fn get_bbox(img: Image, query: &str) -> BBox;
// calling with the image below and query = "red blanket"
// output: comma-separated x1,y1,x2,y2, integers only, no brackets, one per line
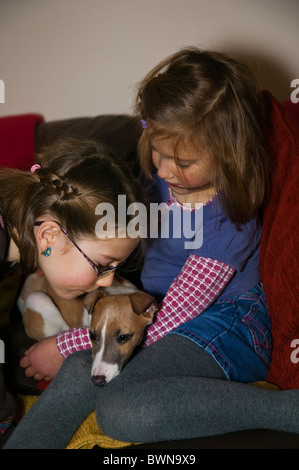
0,114,43,170
261,93,299,389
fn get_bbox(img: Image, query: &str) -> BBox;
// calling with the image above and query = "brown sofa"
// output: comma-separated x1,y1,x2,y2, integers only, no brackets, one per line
0,93,299,448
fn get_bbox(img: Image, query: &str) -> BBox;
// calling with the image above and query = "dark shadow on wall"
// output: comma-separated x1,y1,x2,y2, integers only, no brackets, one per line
220,47,295,102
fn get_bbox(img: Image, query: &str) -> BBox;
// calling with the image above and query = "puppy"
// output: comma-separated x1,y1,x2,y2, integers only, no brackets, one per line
18,272,158,384
86,289,157,385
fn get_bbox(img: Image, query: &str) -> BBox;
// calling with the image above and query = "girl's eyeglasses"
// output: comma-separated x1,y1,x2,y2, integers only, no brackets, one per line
34,221,119,278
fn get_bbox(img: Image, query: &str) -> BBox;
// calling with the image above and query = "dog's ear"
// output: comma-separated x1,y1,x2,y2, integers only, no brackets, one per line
129,292,159,323
84,290,105,314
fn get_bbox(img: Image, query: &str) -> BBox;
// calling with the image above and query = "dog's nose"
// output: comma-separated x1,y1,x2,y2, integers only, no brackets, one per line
92,375,107,386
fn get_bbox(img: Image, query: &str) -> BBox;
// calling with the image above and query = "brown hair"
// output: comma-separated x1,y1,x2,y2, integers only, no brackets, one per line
0,137,145,273
135,47,269,225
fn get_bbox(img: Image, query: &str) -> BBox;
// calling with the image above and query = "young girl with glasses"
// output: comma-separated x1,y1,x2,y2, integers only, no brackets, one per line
0,136,143,440
4,48,299,449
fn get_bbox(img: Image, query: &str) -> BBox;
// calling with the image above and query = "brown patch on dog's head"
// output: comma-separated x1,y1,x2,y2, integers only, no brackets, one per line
88,291,160,385
128,291,159,325
84,290,106,314
85,290,158,325
88,292,159,362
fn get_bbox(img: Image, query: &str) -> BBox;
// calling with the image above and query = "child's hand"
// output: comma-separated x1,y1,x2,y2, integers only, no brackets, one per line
20,336,64,381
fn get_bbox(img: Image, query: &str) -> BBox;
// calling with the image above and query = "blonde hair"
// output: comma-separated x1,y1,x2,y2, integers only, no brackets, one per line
135,47,268,225
0,137,145,273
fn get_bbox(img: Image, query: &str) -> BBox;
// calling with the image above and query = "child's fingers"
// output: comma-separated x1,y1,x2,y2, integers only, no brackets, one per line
23,364,36,378
33,372,44,381
20,354,31,368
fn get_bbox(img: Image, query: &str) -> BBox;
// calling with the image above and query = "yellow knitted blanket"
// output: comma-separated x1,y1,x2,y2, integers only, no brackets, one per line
17,395,132,449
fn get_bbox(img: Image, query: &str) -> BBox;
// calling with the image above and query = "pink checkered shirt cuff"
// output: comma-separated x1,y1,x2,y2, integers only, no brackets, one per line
56,327,92,358
144,255,235,347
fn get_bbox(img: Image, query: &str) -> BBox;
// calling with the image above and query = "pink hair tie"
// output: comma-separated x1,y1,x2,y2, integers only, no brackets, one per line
30,164,41,173
141,119,147,129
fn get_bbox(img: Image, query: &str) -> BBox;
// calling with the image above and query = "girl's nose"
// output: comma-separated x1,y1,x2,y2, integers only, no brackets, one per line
157,158,174,181
95,271,115,288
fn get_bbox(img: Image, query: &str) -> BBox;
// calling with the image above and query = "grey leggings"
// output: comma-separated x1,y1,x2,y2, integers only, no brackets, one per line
4,335,299,448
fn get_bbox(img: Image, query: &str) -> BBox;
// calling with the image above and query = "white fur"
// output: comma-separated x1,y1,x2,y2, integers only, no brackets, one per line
100,277,138,296
23,292,70,337
93,359,120,383
17,296,25,314
81,306,90,328
91,315,120,382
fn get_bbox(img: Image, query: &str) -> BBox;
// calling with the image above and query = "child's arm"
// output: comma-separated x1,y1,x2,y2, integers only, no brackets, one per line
143,254,235,346
56,327,91,358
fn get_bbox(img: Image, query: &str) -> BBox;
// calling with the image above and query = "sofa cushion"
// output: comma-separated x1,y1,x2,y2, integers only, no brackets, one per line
0,114,43,170
35,114,142,177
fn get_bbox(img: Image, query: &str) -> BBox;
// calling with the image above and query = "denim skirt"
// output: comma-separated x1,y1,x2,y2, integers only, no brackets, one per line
168,283,272,383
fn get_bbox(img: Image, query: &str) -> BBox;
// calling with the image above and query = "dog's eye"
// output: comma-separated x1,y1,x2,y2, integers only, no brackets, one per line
117,334,130,344
89,330,96,341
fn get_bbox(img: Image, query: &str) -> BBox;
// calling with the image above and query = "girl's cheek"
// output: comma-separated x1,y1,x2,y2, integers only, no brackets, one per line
61,271,96,288
178,169,192,187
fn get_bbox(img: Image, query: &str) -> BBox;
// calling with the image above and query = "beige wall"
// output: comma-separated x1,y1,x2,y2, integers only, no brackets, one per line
0,0,298,120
